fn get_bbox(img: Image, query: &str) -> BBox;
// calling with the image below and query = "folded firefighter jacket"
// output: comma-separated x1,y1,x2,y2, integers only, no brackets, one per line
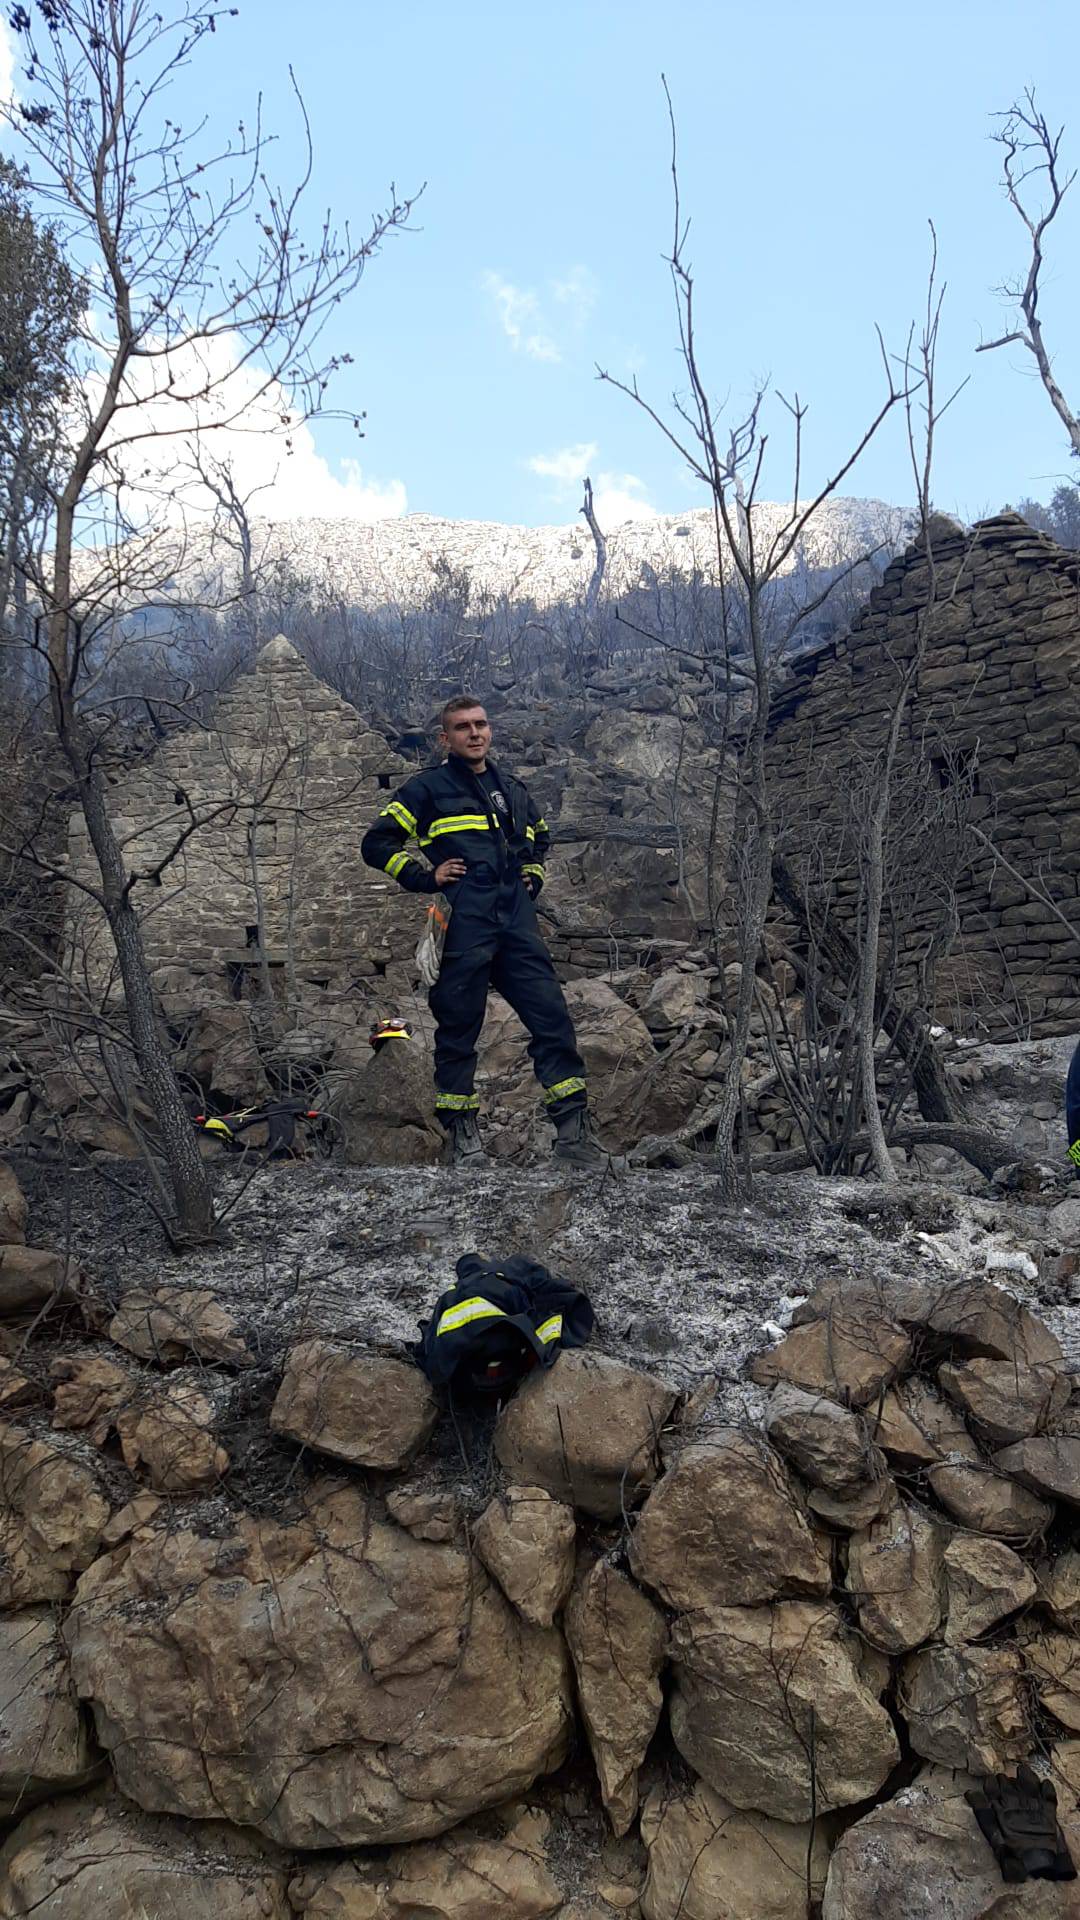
412,1252,595,1388
360,754,549,895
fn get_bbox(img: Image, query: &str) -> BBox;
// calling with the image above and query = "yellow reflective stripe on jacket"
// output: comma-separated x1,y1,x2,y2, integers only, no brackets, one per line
525,824,535,842
385,850,410,877
1069,1140,1080,1166
535,1313,563,1344
436,1296,507,1336
536,816,549,833
543,1076,587,1104
381,800,417,834
419,814,491,846
522,863,545,880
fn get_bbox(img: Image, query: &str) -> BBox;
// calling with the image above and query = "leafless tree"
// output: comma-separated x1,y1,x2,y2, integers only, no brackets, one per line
1,0,417,1240
979,91,1080,459
599,82,908,1202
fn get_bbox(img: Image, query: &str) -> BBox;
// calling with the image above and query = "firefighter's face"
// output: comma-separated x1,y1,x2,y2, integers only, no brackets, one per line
442,707,492,763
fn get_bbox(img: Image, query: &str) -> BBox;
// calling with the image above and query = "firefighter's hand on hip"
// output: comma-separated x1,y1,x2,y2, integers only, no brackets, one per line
434,857,467,885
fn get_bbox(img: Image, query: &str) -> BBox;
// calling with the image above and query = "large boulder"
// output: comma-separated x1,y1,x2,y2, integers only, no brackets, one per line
179,1003,269,1104
943,1533,1037,1644
938,1356,1070,1447
640,1778,830,1920
823,1769,1080,1920
1022,1627,1080,1732
765,1384,887,1496
845,1500,945,1653
114,1381,229,1493
900,1645,1030,1771
641,969,708,1035
0,1164,25,1244
0,1791,292,1919
109,1287,253,1369
270,1341,438,1471
994,1437,1080,1508
0,1610,96,1815
585,709,687,783
331,1044,443,1168
927,1457,1053,1540
565,1556,667,1837
630,1431,831,1609
0,1247,74,1319
669,1600,899,1822
750,1298,911,1408
0,1425,110,1607
872,1377,976,1471
494,1352,676,1521
289,1805,563,1919
473,1486,576,1627
923,1279,1064,1369
64,1486,574,1848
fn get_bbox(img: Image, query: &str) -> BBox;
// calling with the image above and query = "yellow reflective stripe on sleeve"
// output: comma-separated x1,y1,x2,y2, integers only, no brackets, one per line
522,863,545,880
536,817,549,833
543,1076,587,1104
436,1296,507,1336
385,850,410,878
525,824,535,842
381,800,418,834
535,1314,563,1344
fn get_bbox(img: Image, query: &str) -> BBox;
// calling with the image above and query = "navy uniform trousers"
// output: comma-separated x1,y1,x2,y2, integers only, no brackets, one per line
430,868,586,1119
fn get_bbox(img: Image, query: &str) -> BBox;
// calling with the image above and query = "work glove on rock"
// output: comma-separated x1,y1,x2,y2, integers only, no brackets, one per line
966,1764,1076,1883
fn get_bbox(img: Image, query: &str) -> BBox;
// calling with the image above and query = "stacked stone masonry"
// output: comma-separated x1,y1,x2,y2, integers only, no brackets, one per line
765,512,1080,1040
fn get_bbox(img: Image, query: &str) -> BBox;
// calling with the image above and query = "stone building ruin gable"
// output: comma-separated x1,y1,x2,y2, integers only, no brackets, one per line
65,634,422,1006
765,511,1080,1039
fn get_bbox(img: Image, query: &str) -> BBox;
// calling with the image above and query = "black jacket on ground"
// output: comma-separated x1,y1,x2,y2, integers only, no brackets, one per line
361,754,548,894
412,1253,595,1389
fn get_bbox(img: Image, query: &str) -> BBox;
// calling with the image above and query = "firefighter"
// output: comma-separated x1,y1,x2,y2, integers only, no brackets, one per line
361,695,605,1166
1068,1038,1080,1172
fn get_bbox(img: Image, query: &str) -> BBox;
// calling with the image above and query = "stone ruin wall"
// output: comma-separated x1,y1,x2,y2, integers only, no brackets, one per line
765,512,1080,1042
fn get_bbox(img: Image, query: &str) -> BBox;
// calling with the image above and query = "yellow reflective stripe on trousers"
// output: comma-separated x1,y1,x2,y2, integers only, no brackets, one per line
543,1076,587,1104
535,1313,563,1344
381,800,417,834
435,1091,480,1110
385,850,409,877
436,1296,507,1336
525,824,535,842
1070,1139,1080,1166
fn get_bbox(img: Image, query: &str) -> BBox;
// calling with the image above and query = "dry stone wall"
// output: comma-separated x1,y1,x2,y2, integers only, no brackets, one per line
766,512,1080,1040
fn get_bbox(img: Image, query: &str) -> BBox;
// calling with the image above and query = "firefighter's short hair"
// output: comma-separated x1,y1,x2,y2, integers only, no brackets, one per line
440,694,487,729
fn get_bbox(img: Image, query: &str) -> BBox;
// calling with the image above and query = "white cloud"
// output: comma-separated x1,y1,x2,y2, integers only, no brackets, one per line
527,442,598,486
591,473,660,526
527,441,658,525
482,272,561,363
83,328,406,525
552,265,596,328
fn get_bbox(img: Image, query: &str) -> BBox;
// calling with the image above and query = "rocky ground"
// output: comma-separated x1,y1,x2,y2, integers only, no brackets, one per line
1,1133,1080,1918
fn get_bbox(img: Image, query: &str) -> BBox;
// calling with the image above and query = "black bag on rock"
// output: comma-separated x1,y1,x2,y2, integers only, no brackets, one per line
412,1252,594,1398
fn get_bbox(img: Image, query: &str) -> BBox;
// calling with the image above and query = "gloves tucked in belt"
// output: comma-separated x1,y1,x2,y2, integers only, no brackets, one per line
966,1765,1076,1883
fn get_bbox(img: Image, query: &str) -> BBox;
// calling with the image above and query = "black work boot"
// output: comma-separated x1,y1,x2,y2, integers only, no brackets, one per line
551,1106,607,1168
444,1111,486,1166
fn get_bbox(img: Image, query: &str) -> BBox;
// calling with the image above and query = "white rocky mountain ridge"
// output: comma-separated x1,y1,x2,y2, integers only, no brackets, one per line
112,494,913,610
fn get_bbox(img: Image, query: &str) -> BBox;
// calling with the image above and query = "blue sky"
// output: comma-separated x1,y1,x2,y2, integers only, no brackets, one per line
8,0,1080,528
